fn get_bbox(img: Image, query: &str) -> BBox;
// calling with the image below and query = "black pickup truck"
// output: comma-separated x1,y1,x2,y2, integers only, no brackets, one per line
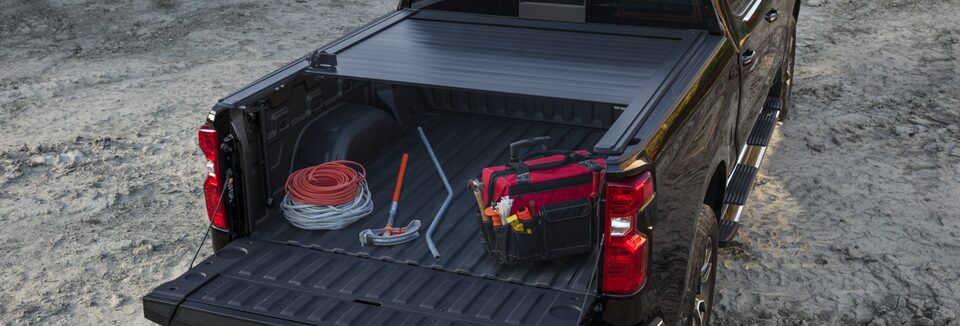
143,0,798,325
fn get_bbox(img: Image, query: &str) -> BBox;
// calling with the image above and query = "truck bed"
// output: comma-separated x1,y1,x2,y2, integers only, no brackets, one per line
255,113,604,292
145,114,606,325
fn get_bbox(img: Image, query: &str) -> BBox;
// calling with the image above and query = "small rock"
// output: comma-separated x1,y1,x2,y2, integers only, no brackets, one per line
893,125,913,137
806,142,825,152
142,145,160,155
905,162,938,171
949,147,960,158
57,150,86,167
108,294,125,308
28,155,47,166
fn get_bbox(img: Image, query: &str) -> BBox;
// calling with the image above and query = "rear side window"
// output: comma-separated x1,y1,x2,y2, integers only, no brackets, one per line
586,0,708,28
410,0,709,29
411,0,520,16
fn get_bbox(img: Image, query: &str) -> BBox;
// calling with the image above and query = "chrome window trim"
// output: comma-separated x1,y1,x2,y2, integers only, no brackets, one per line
739,0,764,21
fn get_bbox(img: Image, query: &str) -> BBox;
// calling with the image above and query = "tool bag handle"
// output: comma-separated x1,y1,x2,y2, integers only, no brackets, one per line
520,149,574,161
509,137,552,164
514,150,592,174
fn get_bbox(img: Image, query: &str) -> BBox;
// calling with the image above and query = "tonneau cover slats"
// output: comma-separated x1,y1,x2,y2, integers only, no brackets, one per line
307,10,700,105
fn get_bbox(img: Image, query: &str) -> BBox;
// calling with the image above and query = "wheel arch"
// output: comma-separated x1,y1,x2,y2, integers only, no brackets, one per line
702,162,727,217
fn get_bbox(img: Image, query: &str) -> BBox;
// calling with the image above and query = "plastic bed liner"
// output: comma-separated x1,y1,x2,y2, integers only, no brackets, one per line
145,114,604,325
256,114,604,293
306,10,702,106
145,238,594,326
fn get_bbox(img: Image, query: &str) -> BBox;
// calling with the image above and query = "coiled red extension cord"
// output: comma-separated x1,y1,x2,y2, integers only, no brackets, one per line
282,160,374,230
285,161,366,206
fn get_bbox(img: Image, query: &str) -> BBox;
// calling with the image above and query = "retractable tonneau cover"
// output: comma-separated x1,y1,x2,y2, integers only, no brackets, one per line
145,239,595,325
305,9,705,155
308,10,699,106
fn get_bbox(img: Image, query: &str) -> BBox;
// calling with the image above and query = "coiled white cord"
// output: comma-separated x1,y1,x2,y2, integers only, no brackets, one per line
281,180,374,230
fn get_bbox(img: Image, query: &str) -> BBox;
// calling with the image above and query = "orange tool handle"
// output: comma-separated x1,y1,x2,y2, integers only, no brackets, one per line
517,207,532,221
392,153,410,202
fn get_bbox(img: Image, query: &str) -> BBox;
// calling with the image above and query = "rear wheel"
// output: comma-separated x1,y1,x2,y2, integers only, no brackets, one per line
683,205,719,326
770,25,797,121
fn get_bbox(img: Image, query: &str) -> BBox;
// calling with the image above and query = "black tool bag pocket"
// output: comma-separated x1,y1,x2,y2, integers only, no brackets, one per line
509,218,542,263
479,216,496,250
479,214,543,266
540,198,594,259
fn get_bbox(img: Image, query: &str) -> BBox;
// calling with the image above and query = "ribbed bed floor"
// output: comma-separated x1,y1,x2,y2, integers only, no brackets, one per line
254,113,605,293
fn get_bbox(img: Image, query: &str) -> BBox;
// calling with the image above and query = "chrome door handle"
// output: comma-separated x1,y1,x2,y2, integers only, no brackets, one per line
765,9,779,22
741,49,756,67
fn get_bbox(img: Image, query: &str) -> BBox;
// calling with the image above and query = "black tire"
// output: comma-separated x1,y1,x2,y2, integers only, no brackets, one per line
211,228,231,252
770,25,797,121
682,205,719,326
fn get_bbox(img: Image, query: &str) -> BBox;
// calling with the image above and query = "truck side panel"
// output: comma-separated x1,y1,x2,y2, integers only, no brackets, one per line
602,38,740,324
725,0,794,147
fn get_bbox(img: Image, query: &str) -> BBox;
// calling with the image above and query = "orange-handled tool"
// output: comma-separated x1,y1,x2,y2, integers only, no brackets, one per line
392,154,409,202
517,207,532,221
485,207,502,226
358,153,421,247
384,153,409,235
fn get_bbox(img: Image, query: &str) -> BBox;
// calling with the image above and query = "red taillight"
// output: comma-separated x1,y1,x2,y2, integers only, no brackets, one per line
199,123,228,230
602,171,654,295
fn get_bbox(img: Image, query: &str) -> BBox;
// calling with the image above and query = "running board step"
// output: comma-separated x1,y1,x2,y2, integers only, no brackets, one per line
723,164,758,206
746,98,781,146
720,98,781,246
718,219,740,244
763,96,783,111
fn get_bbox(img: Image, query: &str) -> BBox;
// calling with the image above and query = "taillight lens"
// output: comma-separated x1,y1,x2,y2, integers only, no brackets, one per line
602,171,654,295
198,123,228,230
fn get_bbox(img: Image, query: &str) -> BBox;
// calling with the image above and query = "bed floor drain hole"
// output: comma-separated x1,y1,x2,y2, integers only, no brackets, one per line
353,299,383,307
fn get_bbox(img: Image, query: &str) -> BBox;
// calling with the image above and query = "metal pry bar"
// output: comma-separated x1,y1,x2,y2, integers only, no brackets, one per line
418,126,451,260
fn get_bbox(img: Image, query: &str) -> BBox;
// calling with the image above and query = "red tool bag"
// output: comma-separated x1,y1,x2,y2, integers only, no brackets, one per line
477,137,605,266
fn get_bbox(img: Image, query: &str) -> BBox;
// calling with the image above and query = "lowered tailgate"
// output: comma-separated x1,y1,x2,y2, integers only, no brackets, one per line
144,238,596,325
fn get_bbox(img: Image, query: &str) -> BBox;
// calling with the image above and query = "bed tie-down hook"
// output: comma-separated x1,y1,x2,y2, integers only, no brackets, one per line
309,50,338,71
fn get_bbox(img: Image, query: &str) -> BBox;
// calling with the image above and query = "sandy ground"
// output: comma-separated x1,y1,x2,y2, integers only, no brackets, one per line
0,0,957,325
714,0,960,324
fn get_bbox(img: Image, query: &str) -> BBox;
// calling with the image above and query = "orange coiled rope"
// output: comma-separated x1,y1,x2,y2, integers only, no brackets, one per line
285,161,366,206
281,161,373,230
